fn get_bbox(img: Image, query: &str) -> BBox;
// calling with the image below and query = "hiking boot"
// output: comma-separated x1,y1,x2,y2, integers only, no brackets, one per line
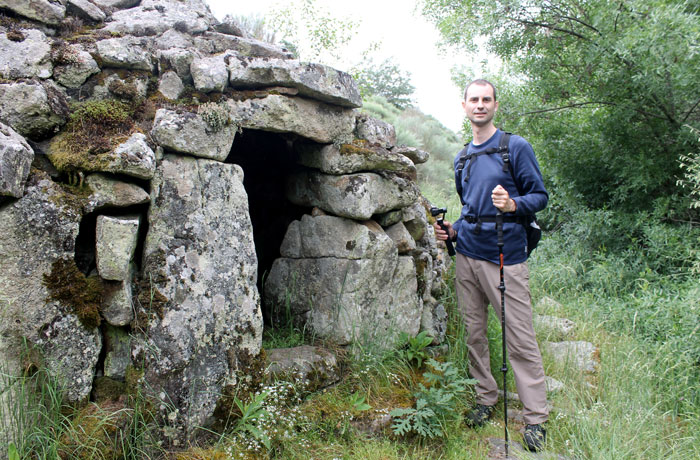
464,403,495,428
523,423,547,452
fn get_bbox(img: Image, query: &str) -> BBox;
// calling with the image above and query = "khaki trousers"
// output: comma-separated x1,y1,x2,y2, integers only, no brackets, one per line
455,253,548,425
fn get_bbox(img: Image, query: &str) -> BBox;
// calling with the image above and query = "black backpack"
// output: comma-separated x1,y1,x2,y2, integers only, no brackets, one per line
454,132,542,256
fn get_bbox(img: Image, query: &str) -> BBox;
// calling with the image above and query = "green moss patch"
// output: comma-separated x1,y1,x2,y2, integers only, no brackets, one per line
47,99,136,175
43,258,103,329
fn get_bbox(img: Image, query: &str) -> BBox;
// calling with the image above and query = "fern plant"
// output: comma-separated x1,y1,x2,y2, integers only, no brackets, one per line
390,359,476,438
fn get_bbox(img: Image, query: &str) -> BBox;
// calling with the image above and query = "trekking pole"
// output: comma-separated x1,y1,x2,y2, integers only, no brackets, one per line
496,210,509,457
430,206,456,256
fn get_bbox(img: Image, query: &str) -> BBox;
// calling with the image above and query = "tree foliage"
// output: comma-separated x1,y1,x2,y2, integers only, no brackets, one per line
422,0,700,214
353,58,416,109
267,0,358,65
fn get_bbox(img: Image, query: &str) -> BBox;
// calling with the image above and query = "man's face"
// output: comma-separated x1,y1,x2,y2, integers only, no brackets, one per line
462,83,498,127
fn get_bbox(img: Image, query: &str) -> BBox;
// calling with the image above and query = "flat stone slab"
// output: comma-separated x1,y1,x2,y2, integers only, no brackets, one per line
265,345,340,391
226,94,355,144
229,57,361,108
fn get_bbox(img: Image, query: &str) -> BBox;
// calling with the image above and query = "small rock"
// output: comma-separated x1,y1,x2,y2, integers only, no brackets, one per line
95,215,140,281
393,146,430,165
0,29,52,80
158,71,185,100
151,108,236,161
96,36,153,71
66,0,107,23
544,341,599,374
355,113,396,148
0,0,65,25
84,173,150,213
0,122,34,198
534,315,575,337
191,53,229,93
266,346,340,388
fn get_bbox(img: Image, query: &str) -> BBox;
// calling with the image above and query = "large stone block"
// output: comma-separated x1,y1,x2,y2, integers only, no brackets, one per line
0,123,34,198
151,108,236,161
227,94,355,144
84,173,150,213
286,170,420,220
229,57,361,108
191,53,229,93
354,113,396,148
138,154,262,441
0,173,100,405
266,215,421,347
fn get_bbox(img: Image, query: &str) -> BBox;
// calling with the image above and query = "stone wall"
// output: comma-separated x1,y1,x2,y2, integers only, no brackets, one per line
0,0,449,446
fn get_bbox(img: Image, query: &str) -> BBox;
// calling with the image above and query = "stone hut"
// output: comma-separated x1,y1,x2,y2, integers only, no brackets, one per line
0,0,449,445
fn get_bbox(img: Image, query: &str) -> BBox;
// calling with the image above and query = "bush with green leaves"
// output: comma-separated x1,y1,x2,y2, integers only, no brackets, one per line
390,359,476,438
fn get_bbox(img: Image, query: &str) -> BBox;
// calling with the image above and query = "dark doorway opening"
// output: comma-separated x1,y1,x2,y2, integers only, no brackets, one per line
225,129,309,325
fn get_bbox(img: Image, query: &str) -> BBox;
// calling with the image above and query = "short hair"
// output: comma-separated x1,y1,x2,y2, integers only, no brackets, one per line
464,79,497,102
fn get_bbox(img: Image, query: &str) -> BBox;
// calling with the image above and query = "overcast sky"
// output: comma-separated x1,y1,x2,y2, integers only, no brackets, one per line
206,0,480,134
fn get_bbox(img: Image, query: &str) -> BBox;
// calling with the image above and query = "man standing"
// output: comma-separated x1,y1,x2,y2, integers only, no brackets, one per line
433,79,549,452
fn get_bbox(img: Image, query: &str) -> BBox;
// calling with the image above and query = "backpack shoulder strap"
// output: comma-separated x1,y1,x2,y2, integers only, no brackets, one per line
499,131,525,196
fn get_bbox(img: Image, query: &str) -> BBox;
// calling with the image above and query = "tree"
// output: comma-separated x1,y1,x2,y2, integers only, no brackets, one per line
422,0,700,214
267,0,358,66
353,58,416,109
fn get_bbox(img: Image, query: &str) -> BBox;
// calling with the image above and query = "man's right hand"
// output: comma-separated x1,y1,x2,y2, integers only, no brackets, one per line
433,220,455,242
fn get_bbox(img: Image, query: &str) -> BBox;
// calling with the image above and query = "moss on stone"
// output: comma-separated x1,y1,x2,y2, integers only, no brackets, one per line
43,258,103,329
339,139,371,156
47,99,135,175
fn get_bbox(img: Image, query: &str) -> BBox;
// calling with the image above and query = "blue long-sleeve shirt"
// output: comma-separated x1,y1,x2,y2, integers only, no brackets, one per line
452,129,548,265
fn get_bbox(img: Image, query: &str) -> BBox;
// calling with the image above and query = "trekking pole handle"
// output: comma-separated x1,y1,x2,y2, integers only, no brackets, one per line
496,211,504,248
437,218,456,256
430,206,456,257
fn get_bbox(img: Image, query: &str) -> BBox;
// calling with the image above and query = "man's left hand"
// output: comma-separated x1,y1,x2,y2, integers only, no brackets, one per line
492,185,517,213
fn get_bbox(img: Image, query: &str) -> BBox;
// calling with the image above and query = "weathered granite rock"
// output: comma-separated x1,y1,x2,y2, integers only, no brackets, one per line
193,32,292,59
227,94,355,144
0,81,66,138
266,215,421,346
96,36,154,71
151,108,236,161
375,209,403,227
355,114,397,148
158,70,185,100
385,221,416,254
0,123,34,198
0,173,100,404
286,170,420,220
154,29,194,50
420,296,447,345
215,15,247,37
96,215,140,281
266,345,340,390
545,375,565,394
53,46,100,89
0,0,65,25
534,315,576,338
296,141,415,175
535,296,564,314
104,0,215,37
102,276,135,327
544,341,599,373
280,214,391,260
84,173,150,213
92,0,140,9
66,0,107,22
402,202,429,241
0,29,52,80
109,133,156,179
393,145,430,165
157,47,195,82
103,324,131,380
191,53,229,92
138,154,262,441
229,57,361,108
